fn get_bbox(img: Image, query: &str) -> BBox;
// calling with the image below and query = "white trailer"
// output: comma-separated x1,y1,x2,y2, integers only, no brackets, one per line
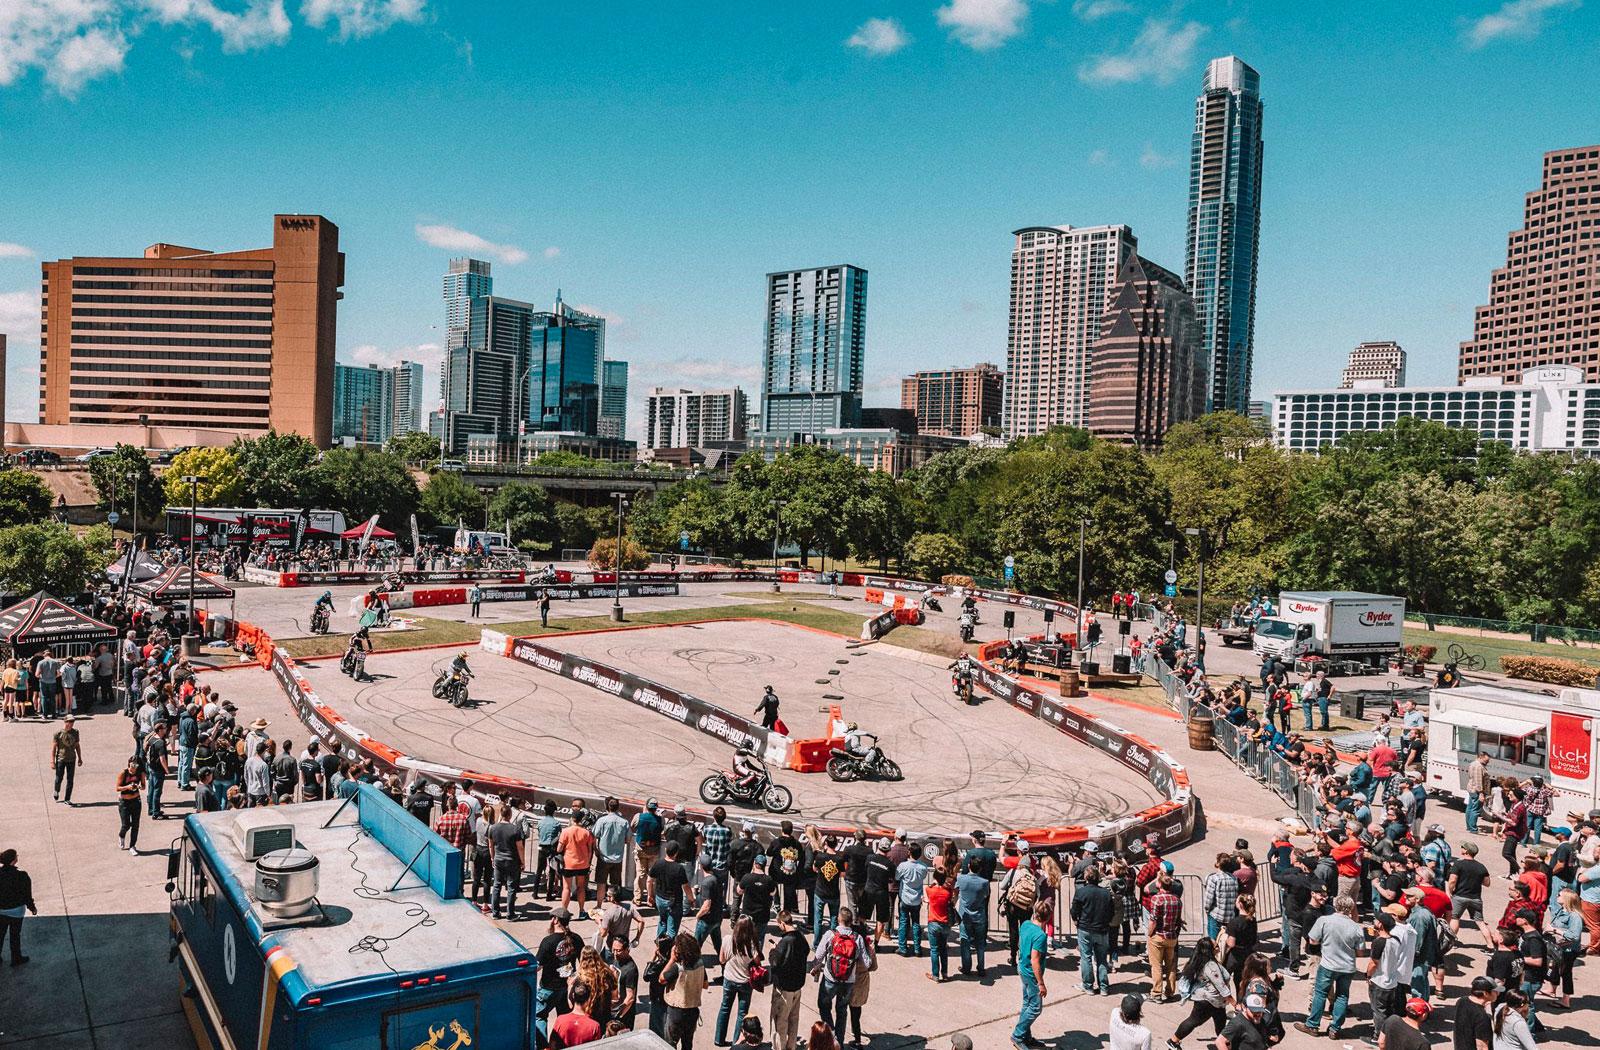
1426,683,1600,814
1251,590,1405,667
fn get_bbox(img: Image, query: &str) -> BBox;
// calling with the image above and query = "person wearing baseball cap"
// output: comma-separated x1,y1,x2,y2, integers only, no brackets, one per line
1216,991,1269,1050
1453,976,1497,1050
632,798,664,915
51,714,83,804
534,906,583,1038
1109,993,1150,1050
1374,998,1430,1050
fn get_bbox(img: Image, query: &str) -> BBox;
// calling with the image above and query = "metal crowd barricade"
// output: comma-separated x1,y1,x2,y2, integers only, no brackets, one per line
1054,872,1209,941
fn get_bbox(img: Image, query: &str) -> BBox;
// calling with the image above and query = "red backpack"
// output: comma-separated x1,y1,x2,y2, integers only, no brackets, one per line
827,931,859,983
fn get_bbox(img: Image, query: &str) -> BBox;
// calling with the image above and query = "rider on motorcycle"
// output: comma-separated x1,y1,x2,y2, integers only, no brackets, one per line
844,722,882,773
344,625,373,680
732,745,763,794
314,589,334,616
449,651,474,685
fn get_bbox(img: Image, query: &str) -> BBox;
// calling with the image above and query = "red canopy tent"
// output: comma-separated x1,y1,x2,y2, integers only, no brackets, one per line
340,524,395,539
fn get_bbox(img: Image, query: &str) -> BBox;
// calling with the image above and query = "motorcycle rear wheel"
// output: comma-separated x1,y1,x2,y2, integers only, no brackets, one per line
825,756,857,783
699,775,729,804
762,784,793,813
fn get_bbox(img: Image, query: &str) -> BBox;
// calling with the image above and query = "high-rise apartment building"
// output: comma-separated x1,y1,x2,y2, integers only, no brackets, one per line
1185,56,1264,415
1459,146,1600,383
1086,255,1204,449
333,363,394,444
901,364,1004,437
645,387,749,449
391,360,423,435
38,214,343,444
599,360,629,440
1004,224,1138,437
1340,341,1406,388
437,259,602,456
761,265,867,434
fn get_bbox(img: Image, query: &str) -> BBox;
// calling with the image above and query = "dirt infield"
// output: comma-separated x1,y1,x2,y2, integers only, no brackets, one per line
307,620,1163,835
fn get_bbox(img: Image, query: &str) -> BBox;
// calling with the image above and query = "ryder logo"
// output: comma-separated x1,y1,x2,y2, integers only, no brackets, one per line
1358,610,1395,626
1288,602,1321,614
1549,712,1592,781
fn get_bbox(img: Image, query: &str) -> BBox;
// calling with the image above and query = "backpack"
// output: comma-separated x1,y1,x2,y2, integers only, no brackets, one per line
826,931,859,983
1006,867,1038,912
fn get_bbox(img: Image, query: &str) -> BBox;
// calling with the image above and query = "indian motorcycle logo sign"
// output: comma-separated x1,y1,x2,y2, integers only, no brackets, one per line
1549,712,1592,781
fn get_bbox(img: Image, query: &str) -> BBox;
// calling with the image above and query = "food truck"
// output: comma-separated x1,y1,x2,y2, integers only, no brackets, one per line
167,785,539,1050
1426,683,1600,813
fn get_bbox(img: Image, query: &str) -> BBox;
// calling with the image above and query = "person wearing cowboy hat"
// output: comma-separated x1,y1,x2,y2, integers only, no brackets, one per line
245,717,270,753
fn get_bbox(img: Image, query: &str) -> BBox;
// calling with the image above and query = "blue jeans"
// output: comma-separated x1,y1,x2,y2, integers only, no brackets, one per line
177,745,194,788
1466,792,1482,833
655,895,681,940
817,978,852,1038
958,913,987,972
1206,915,1222,941
1077,929,1109,992
695,917,722,958
1306,967,1354,1032
1527,816,1546,844
1302,698,1313,729
1014,977,1042,1042
928,920,949,978
812,896,839,946
1519,980,1541,1030
535,984,566,1042
147,772,165,817
1373,775,1392,805
1317,695,1330,729
714,979,752,1045
897,902,923,954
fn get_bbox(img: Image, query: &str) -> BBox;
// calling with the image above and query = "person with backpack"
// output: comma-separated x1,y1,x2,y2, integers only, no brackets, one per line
142,721,171,819
999,843,1040,968
810,908,872,1041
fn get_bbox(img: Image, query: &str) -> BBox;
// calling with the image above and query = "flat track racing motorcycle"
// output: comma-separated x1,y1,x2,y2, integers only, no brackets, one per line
700,753,793,813
825,747,903,783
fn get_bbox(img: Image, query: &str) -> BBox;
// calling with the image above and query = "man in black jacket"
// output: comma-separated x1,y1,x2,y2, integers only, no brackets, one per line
768,910,810,1050
1273,849,1323,978
1070,866,1115,995
0,849,37,965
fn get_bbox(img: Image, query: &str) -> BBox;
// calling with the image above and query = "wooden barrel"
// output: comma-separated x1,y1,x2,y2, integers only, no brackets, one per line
1060,669,1081,698
1188,711,1215,751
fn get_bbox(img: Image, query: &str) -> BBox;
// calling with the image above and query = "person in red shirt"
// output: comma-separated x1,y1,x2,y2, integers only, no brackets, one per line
1413,868,1452,920
924,868,954,983
1329,833,1363,902
1368,741,1399,803
549,981,602,1047
1135,836,1164,911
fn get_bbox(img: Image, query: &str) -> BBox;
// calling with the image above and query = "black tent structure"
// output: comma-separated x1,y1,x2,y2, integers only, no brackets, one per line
104,549,167,583
133,566,235,602
0,591,118,658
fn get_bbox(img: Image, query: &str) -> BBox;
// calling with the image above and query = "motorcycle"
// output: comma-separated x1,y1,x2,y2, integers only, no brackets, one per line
951,669,975,705
826,747,903,783
923,595,942,612
341,646,369,681
310,605,330,635
432,669,471,707
699,756,792,813
958,613,975,643
384,572,405,592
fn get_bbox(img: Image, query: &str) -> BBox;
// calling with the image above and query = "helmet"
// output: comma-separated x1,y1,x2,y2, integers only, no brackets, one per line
458,651,470,661
735,745,755,757
764,684,775,692
322,590,331,599
846,722,858,732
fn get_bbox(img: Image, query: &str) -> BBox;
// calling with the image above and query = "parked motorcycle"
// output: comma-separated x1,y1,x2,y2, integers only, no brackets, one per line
825,747,903,783
432,669,470,707
699,756,792,813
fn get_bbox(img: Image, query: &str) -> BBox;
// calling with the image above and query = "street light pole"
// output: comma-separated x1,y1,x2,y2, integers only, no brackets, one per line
182,474,199,631
1076,517,1092,654
120,471,139,605
1165,519,1175,575
610,491,628,622
770,499,786,593
1185,526,1206,632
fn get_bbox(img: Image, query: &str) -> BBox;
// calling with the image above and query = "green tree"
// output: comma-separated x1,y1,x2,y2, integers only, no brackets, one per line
419,470,486,529
385,432,442,466
587,536,650,571
846,469,913,571
88,445,162,523
231,431,324,508
0,469,55,528
627,478,737,555
0,523,107,595
765,445,865,566
554,502,612,553
164,446,246,507
529,450,614,472
312,448,419,525
903,532,967,581
487,482,556,546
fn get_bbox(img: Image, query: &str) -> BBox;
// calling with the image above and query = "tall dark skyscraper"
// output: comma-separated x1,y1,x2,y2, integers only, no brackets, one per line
760,265,867,434
1185,56,1264,415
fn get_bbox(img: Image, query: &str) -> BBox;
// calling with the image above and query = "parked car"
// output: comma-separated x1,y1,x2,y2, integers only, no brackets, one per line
154,445,193,463
17,449,61,466
75,448,114,463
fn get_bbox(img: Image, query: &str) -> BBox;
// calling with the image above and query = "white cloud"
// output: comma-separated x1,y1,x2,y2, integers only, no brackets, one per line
144,0,290,51
936,0,1027,50
300,0,423,39
1463,0,1579,48
0,289,40,337
414,223,529,265
348,341,440,369
0,0,420,96
1078,18,1206,85
1139,142,1177,168
0,243,34,259
1087,147,1115,167
542,246,561,261
846,16,911,55
634,357,761,385
1072,0,1132,20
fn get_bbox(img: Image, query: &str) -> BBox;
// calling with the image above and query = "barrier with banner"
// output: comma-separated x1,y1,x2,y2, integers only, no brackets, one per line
254,568,529,588
493,634,791,767
861,608,898,640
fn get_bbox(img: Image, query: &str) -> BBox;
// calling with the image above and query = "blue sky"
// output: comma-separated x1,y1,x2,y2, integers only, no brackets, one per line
1,0,1597,441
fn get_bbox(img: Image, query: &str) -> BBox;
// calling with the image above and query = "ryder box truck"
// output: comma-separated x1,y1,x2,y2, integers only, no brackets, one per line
1250,590,1406,669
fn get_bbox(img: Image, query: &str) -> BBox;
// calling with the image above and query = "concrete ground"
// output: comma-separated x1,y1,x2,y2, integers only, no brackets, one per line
304,619,1162,834
6,577,1596,1049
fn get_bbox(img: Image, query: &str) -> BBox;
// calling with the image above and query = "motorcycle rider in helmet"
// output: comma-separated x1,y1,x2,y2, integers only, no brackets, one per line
449,650,474,685
843,722,881,774
344,625,373,680
732,745,763,794
950,652,976,693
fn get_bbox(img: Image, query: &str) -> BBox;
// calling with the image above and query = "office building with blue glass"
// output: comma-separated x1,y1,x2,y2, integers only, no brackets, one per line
760,265,867,435
1185,56,1264,415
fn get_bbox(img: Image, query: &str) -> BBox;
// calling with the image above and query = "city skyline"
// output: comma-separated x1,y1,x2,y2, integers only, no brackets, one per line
1,4,1598,444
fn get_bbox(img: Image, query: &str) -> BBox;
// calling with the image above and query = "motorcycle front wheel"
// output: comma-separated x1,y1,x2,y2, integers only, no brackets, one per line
879,759,904,782
825,756,857,783
699,775,729,804
762,784,793,813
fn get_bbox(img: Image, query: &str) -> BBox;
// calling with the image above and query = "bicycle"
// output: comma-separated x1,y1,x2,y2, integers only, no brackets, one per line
1445,642,1486,671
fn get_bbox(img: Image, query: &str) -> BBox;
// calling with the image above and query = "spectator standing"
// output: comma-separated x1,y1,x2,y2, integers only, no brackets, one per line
1378,998,1431,1050
1524,776,1553,845
768,911,810,1050
1203,852,1240,941
489,805,525,920
632,799,664,908
51,714,83,803
591,797,630,911
714,916,761,1047
116,756,145,853
1454,976,1496,1050
559,806,597,919
1490,989,1536,1050
1110,994,1153,1050
1296,895,1366,1040
0,849,36,966
649,842,690,941
810,910,871,1041
1012,900,1051,1050
243,742,271,807
1146,876,1183,1001
954,856,990,977
894,846,928,957
1466,751,1493,833
143,722,172,819
1070,866,1114,995
536,908,586,1043
1367,910,1416,1039
925,867,953,983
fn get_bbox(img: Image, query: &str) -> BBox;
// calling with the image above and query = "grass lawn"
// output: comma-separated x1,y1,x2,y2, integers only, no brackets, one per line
278,600,874,658
1403,625,1600,671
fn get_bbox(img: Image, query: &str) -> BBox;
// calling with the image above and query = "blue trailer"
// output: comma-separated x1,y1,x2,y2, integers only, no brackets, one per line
167,785,539,1050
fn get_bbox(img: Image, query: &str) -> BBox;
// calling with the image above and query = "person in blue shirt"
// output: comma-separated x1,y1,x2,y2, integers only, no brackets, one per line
632,798,664,908
954,856,991,977
1349,754,1374,798
1012,900,1051,1049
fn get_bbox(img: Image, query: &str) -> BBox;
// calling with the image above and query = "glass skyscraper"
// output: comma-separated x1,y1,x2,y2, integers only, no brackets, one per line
599,359,629,440
760,265,867,434
1185,56,1264,415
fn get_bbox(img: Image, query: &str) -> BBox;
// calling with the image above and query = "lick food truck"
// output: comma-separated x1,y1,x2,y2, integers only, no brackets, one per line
167,785,541,1050
1427,683,1600,814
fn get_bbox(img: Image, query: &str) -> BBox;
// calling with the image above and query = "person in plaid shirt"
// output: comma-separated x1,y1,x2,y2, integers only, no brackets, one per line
1419,825,1453,882
434,801,471,878
1135,836,1164,914
1524,775,1553,844
1203,853,1240,940
1146,876,1184,1000
700,805,732,903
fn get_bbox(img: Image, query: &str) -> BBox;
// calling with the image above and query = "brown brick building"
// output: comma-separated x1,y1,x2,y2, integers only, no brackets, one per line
1085,254,1205,449
1459,146,1600,383
900,363,1003,437
39,214,344,446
